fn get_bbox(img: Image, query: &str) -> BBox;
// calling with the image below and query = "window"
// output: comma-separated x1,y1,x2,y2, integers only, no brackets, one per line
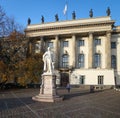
78,40,84,46
94,39,101,45
111,55,116,69
111,42,116,49
98,76,104,85
63,41,68,47
48,42,53,48
94,53,101,68
79,75,85,84
62,54,69,68
35,41,41,53
78,54,84,68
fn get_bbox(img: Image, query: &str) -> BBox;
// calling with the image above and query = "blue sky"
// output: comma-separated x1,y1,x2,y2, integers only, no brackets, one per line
0,0,120,27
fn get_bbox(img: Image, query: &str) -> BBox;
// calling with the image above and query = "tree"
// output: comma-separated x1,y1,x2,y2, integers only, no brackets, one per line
16,53,43,86
0,5,44,88
0,5,24,37
0,5,6,37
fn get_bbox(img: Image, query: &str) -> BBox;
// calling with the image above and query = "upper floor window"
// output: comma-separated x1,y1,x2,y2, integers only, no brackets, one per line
111,42,116,49
78,54,84,68
94,53,101,68
94,39,101,46
111,55,116,69
78,40,84,46
62,54,69,68
48,42,53,48
98,75,104,85
63,41,68,47
79,75,85,84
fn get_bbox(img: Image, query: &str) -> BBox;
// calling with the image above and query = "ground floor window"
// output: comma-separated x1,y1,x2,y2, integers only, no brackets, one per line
79,75,85,84
98,75,104,85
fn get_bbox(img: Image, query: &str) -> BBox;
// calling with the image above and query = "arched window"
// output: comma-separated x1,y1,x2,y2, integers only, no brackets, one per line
78,54,84,68
94,53,101,68
111,55,116,69
62,54,69,68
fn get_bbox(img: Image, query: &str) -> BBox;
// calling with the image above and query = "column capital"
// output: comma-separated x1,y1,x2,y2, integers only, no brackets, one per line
55,35,59,39
106,31,111,37
89,32,94,35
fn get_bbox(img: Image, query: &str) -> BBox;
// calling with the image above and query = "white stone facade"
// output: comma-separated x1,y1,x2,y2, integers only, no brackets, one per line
25,16,120,86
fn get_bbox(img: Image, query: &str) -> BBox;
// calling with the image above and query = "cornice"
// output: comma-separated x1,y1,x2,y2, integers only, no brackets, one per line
25,21,114,33
112,26,120,34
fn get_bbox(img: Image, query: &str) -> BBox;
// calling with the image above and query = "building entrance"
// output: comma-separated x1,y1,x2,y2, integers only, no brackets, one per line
61,73,69,87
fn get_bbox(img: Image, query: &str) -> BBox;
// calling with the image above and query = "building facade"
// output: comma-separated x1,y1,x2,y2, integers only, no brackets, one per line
25,16,120,87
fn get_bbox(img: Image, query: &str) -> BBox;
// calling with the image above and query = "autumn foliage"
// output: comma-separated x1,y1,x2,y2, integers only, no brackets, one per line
0,53,43,87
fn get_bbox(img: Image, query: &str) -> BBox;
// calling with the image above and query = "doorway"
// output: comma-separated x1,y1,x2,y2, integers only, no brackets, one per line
61,73,69,87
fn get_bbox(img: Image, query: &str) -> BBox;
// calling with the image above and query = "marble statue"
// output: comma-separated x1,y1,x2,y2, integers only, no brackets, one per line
32,47,63,102
43,47,54,74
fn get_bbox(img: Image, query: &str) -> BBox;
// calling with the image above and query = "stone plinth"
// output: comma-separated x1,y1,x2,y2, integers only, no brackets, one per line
32,74,63,102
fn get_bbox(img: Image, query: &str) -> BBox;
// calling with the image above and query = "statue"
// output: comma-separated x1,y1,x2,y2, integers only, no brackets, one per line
27,18,31,25
41,15,44,23
89,9,93,18
32,47,63,102
106,7,111,16
55,14,59,21
72,11,76,20
43,47,55,74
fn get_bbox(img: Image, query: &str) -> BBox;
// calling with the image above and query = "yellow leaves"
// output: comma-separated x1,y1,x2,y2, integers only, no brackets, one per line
17,77,26,86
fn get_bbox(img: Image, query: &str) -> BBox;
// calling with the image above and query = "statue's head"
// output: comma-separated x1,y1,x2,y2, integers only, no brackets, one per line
48,47,50,51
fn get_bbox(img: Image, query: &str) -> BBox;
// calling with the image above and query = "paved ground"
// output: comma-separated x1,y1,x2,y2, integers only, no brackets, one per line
0,88,120,118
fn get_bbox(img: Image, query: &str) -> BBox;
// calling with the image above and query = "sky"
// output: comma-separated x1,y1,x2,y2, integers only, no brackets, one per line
0,0,120,28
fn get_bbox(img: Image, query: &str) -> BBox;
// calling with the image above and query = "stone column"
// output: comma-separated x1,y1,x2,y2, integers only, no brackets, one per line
40,37,44,52
54,35,59,68
71,35,76,68
88,32,93,68
105,32,111,69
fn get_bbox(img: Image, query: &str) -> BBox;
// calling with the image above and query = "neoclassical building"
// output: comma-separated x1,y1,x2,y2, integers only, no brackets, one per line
25,16,120,87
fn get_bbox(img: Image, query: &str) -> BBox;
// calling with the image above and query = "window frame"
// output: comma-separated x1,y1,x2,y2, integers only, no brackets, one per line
78,54,84,68
63,41,68,47
35,41,41,53
111,55,116,69
94,53,101,68
62,54,69,68
94,38,101,46
78,40,85,47
48,42,53,48
111,42,116,49
79,75,85,84
98,75,104,85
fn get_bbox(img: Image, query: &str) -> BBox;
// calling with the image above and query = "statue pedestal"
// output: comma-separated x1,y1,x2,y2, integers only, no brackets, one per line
32,74,63,102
